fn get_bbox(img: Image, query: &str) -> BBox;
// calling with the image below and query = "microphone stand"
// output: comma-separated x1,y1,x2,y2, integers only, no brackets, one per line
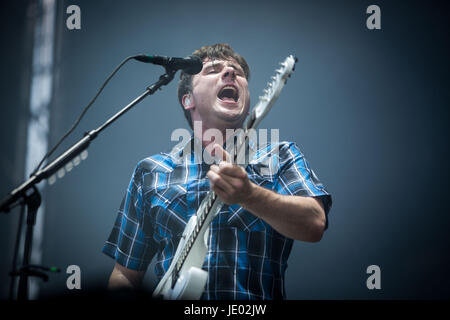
1,69,177,300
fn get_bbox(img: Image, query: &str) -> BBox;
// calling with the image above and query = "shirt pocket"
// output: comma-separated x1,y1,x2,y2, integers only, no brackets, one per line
223,163,275,232
226,204,268,232
148,183,189,242
249,154,278,183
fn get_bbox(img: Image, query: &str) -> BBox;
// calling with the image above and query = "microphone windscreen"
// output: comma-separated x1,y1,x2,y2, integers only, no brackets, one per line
184,55,203,75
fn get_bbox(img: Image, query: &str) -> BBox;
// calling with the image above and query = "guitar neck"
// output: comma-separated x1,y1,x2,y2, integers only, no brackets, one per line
172,191,221,280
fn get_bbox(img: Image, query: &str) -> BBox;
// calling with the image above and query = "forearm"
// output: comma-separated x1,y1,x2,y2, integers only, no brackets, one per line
108,271,134,290
206,152,326,242
242,184,326,242
108,263,144,290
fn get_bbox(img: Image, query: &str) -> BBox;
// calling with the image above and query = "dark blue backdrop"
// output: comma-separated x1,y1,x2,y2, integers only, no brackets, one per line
1,0,449,299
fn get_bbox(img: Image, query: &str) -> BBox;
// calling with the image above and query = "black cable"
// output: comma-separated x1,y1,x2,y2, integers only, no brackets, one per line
30,55,138,176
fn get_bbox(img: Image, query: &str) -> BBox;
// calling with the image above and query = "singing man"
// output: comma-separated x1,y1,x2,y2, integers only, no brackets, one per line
102,43,332,299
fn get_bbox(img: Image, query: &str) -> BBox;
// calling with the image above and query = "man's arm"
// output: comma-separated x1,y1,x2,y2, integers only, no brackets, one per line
207,145,326,242
240,185,325,242
108,262,145,290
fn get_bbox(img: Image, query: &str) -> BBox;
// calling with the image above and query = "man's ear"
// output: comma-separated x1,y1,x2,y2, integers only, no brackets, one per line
182,94,195,110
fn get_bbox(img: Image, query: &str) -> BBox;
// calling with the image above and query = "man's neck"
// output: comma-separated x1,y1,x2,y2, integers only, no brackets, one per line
192,120,242,149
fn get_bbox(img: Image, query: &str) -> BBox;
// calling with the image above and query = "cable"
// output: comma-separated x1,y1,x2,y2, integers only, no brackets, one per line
30,55,138,176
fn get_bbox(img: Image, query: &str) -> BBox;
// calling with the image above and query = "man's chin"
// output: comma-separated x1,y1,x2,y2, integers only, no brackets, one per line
215,103,247,120
216,110,247,126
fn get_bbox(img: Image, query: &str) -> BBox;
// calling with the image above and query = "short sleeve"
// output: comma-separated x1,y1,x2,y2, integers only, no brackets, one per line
273,142,332,229
102,162,157,270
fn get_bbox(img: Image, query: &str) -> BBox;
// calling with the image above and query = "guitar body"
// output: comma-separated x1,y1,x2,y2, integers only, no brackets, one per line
170,267,208,300
152,194,222,299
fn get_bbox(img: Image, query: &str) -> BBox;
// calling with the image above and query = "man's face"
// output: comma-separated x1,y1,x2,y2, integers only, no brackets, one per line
187,58,250,130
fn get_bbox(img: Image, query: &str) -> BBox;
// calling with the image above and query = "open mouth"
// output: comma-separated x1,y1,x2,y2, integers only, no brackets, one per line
217,85,239,103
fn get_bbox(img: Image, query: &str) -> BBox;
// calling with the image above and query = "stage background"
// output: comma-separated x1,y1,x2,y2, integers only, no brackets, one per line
1,0,449,299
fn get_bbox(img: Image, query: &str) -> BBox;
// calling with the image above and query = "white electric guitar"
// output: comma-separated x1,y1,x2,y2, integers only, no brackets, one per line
152,55,298,300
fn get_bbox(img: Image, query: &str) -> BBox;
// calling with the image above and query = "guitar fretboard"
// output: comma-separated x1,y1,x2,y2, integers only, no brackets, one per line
174,191,218,275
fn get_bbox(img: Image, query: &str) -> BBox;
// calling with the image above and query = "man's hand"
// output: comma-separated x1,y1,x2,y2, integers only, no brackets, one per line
206,144,256,206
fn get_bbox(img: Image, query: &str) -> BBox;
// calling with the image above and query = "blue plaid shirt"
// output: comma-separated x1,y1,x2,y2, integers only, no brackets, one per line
103,137,332,300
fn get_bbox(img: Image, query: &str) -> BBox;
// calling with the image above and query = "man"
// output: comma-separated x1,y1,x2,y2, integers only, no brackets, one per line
103,43,332,299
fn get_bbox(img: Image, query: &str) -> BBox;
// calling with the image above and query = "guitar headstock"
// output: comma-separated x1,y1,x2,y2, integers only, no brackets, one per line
245,55,297,129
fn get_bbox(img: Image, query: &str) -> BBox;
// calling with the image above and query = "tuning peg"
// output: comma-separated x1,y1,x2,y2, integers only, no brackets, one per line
271,76,277,81
292,57,298,71
276,68,283,74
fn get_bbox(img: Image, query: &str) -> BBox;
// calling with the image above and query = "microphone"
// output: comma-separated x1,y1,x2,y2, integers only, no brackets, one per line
134,54,203,75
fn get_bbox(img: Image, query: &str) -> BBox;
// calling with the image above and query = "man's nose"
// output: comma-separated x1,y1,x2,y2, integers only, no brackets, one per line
222,67,236,81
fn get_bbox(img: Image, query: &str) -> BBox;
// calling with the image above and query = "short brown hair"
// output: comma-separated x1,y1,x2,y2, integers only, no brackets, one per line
177,43,250,129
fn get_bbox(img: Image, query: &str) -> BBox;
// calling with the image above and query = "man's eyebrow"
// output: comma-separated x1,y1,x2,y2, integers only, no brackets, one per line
203,61,243,72
229,64,242,72
203,60,221,68
203,62,217,69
